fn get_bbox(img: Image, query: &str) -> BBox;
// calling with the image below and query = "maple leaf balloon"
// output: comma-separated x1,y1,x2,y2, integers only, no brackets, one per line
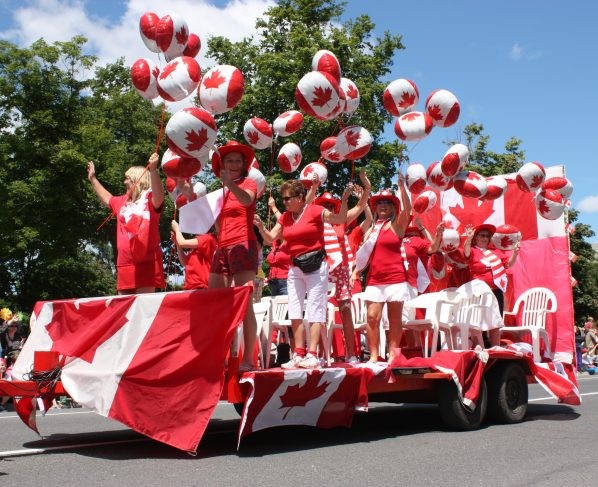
340,78,360,115
453,170,488,199
156,56,201,102
273,110,304,137
165,107,217,160
155,14,188,60
426,161,453,191
335,125,372,160
312,49,341,83
482,176,508,201
542,177,573,199
320,136,343,163
277,143,302,173
536,189,564,220
295,71,340,120
425,89,460,127
161,148,203,179
130,58,160,100
198,65,245,115
300,162,328,186
243,117,273,150
492,224,521,250
139,12,161,53
413,190,437,214
406,163,427,194
394,112,433,142
441,229,461,252
183,33,201,58
517,162,546,192
441,144,469,178
383,79,419,116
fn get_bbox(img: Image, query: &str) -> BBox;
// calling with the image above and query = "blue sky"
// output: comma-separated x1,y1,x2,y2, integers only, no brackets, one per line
1,1,597,238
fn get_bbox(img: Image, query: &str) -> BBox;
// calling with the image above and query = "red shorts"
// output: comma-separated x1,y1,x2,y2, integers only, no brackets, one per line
210,240,259,276
117,259,165,291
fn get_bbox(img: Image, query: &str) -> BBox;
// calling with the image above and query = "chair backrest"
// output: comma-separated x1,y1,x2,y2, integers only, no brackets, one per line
511,287,558,328
270,295,290,323
457,291,494,327
350,292,367,327
253,301,270,336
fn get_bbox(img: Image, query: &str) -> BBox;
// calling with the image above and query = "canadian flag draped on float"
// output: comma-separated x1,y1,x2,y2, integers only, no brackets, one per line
12,287,252,452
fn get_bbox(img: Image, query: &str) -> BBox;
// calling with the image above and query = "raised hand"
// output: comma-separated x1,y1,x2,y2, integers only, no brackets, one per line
87,161,96,181
148,153,159,171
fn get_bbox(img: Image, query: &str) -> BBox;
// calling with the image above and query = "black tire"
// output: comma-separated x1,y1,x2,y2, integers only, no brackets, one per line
486,362,528,424
233,402,245,416
438,377,488,430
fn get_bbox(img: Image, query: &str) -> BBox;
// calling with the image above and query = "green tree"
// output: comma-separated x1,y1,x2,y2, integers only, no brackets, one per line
0,37,169,311
206,0,406,209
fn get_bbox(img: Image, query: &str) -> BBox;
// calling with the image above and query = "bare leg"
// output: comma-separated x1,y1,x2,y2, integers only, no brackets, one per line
366,301,383,362
488,328,501,347
233,270,258,369
338,299,355,358
308,322,322,354
387,301,404,360
291,318,306,351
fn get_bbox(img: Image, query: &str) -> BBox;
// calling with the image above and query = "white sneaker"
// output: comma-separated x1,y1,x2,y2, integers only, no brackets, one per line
348,356,360,366
298,353,321,369
281,353,303,369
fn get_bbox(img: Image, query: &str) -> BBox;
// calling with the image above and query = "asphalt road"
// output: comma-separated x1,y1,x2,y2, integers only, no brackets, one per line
1,375,598,486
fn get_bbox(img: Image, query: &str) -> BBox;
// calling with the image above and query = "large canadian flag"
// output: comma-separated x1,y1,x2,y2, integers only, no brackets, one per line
12,287,252,452
416,165,574,363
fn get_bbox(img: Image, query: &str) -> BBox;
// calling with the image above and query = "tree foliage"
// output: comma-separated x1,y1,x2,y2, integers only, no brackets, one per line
206,0,406,208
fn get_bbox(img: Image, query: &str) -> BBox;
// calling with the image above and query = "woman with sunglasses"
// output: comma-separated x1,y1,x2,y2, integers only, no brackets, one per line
255,180,351,369
353,173,411,363
463,223,520,346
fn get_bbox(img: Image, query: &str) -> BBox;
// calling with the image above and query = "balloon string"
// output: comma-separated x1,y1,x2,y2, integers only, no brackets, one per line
267,136,278,229
96,105,166,232
165,205,178,290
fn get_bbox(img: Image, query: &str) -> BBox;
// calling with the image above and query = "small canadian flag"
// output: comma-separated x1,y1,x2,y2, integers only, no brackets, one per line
571,275,578,287
565,224,575,235
569,251,578,263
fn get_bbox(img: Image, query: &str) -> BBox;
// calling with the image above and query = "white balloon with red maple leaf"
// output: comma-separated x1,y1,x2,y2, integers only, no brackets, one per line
165,107,217,161
277,143,302,173
156,56,201,102
198,65,245,115
492,224,521,251
243,118,273,150
406,163,427,194
130,58,160,100
273,110,304,137
320,136,344,163
155,14,189,61
335,125,373,160
300,162,328,187
413,190,437,214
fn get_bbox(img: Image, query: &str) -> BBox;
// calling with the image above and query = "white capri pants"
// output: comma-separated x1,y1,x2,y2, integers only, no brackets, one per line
287,260,329,323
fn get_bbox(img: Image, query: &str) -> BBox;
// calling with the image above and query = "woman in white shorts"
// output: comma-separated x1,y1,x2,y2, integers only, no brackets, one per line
355,173,411,362
255,180,351,369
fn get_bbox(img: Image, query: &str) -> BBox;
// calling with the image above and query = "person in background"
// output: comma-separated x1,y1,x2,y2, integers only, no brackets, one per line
171,220,217,290
87,153,165,294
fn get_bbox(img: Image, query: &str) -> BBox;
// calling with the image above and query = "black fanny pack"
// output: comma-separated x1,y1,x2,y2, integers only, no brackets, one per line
292,249,326,274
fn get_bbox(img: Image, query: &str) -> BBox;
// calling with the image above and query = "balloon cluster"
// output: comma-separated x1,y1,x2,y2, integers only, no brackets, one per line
131,12,267,206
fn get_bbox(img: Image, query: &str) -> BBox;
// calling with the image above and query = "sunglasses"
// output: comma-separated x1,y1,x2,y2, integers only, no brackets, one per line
281,196,295,202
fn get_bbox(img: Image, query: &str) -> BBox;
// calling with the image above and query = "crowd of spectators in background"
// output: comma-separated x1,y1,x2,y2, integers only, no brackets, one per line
0,307,28,412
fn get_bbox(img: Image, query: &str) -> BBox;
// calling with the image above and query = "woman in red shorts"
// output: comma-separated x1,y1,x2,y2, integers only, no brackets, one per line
256,180,351,369
210,141,259,372
87,153,165,294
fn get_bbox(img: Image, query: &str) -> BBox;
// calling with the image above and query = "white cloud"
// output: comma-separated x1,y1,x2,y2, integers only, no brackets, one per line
509,42,523,61
0,0,275,68
577,195,598,213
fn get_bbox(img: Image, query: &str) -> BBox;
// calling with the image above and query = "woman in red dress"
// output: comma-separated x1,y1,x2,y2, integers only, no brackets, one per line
171,220,217,290
87,153,165,294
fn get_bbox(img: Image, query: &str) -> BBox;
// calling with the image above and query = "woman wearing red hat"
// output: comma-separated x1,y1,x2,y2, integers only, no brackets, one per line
87,153,165,294
463,223,520,346
209,141,260,372
311,170,371,364
353,173,411,362
256,180,352,369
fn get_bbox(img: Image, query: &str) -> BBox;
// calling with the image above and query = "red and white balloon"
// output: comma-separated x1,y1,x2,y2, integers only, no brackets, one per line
165,107,217,160
413,190,438,214
243,118,273,150
492,224,521,251
426,162,453,191
248,167,266,198
295,71,340,120
453,171,488,199
320,137,343,163
277,143,302,173
156,56,201,102
425,89,460,127
441,229,461,253
406,163,428,194
441,143,469,178
198,65,244,115
482,176,508,201
335,125,372,160
516,162,546,193
394,112,433,142
273,110,303,137
155,14,188,60
131,58,160,100
161,149,203,179
312,50,341,82
300,162,328,186
139,12,161,53
340,78,360,115
183,33,201,58
542,177,573,199
536,189,565,220
383,79,419,117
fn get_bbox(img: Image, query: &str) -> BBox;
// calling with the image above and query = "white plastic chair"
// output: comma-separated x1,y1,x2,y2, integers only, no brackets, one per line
351,292,387,360
234,300,270,369
450,291,495,350
262,295,294,368
500,287,557,362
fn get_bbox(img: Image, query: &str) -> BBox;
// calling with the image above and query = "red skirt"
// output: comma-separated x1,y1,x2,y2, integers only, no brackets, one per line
117,259,165,291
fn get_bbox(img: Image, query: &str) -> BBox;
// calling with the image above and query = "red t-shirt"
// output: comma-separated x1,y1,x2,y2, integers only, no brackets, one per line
347,225,364,256
110,191,163,266
367,225,407,285
184,234,217,290
403,236,430,288
467,246,509,290
266,241,291,279
217,178,257,247
281,204,325,258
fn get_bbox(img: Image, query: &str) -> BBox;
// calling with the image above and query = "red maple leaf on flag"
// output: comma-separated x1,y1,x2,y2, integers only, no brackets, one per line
293,153,301,165
429,173,448,188
345,84,358,99
279,112,290,119
402,112,421,122
531,174,544,189
328,152,341,161
538,199,550,215
399,91,416,109
203,69,227,89
246,130,259,145
311,86,333,107
159,61,179,80
279,372,329,419
152,66,160,79
469,172,482,181
427,104,443,121
449,197,495,234
185,127,208,153
344,129,361,147
443,219,455,230
303,165,314,176
500,236,513,248
175,25,187,45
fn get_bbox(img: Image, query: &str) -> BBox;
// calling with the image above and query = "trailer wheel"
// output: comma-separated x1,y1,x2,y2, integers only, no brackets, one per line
233,402,245,416
486,362,528,424
438,377,487,430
